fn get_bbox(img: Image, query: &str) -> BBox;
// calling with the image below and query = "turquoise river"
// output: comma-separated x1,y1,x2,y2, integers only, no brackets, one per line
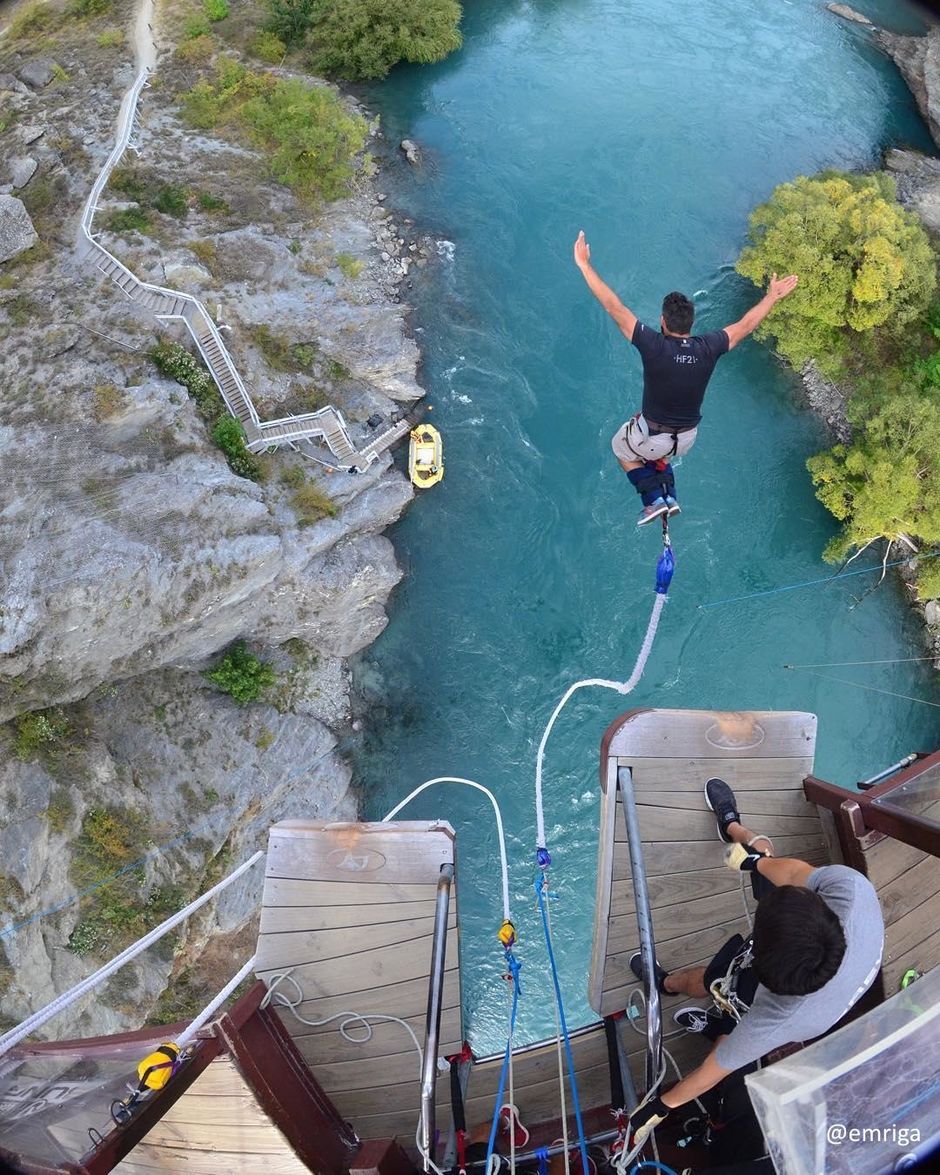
352,0,940,1052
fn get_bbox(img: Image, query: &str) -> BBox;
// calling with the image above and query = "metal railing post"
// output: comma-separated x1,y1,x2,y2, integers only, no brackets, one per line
617,766,662,1092
419,863,454,1169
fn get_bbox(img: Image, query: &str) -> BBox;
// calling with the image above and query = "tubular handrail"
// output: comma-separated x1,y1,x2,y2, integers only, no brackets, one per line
617,766,663,1092
419,862,455,1170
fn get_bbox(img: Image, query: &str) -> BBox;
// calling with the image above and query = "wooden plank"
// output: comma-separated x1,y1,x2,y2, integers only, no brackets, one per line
881,924,940,995
303,1023,463,1094
863,835,929,891
612,838,828,879
256,924,458,994
877,854,940,927
607,710,816,761
117,1147,309,1174
291,1008,460,1064
630,803,821,842
260,896,440,933
264,971,459,1029
881,887,940,964
642,788,821,819
265,821,455,886
624,757,816,792
262,877,441,908
256,914,456,970
607,889,749,949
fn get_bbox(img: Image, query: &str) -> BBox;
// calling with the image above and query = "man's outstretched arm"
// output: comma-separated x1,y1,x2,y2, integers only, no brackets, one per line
723,272,798,349
573,231,638,341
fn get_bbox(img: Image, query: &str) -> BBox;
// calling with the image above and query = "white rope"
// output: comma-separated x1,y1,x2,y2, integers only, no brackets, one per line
535,592,666,849
382,776,511,926
263,970,447,1175
0,851,264,1057
174,954,257,1050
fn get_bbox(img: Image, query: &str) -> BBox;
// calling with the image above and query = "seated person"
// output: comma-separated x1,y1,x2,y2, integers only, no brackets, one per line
627,777,885,1150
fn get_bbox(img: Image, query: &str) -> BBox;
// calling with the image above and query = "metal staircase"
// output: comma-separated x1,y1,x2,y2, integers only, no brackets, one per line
80,68,413,469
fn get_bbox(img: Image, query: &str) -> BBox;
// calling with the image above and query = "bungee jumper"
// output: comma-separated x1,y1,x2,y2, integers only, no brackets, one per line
573,231,798,525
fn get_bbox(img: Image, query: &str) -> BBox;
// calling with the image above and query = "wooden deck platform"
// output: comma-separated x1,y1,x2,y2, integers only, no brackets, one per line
589,708,826,1087
806,752,940,1000
253,821,462,1146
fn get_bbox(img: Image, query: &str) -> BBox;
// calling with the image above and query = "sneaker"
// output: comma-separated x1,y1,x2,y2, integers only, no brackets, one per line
704,778,740,843
629,951,670,994
664,495,681,517
499,1103,529,1148
673,1006,712,1034
637,497,669,526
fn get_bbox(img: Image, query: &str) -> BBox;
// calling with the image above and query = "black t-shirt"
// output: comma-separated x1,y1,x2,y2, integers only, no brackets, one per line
631,320,730,429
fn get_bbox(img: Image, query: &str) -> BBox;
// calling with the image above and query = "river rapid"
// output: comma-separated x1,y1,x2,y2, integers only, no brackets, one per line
353,0,940,1051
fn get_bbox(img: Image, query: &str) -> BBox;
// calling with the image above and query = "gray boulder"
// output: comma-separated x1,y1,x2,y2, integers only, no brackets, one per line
884,148,940,232
10,158,38,190
878,27,940,149
0,73,29,95
400,139,421,165
827,4,872,25
0,195,39,263
17,59,57,89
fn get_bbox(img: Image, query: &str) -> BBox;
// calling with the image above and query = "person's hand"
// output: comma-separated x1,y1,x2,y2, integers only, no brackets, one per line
768,272,798,302
574,230,591,270
628,1095,670,1149
725,842,768,873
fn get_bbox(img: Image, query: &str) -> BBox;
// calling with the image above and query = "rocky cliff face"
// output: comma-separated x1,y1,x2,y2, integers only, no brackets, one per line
0,3,429,1035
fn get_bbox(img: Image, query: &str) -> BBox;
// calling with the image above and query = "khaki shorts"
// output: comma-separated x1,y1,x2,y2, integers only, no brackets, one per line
612,413,699,464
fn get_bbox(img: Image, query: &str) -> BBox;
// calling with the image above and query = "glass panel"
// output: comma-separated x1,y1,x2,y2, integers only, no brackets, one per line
871,762,940,825
0,1035,170,1165
746,966,940,1175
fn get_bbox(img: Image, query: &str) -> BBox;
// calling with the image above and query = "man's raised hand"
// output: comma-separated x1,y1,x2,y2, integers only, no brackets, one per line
574,230,591,269
768,272,798,302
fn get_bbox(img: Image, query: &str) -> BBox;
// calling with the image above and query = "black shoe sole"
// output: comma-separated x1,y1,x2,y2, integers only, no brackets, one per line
704,778,739,843
629,951,669,994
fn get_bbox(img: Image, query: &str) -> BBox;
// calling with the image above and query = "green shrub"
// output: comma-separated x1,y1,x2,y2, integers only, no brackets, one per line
151,184,190,217
7,1,56,39
178,32,215,62
250,29,287,63
67,0,112,15
250,323,317,372
47,786,75,834
11,708,72,761
204,0,229,20
96,27,124,46
182,58,368,203
197,191,229,212
917,556,940,601
149,340,218,419
211,416,263,481
736,171,936,378
265,0,315,47
336,252,364,279
204,640,276,704
291,481,336,526
307,0,463,81
104,206,151,233
280,464,306,488
184,14,212,39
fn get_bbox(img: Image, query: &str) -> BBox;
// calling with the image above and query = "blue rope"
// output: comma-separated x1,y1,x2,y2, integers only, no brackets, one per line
534,873,591,1175
630,1164,680,1175
698,549,940,610
485,949,523,1171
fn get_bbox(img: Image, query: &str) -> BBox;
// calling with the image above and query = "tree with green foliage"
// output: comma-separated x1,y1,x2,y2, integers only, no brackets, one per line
203,641,277,704
736,171,935,377
307,0,463,80
807,385,940,571
265,0,316,47
183,58,367,203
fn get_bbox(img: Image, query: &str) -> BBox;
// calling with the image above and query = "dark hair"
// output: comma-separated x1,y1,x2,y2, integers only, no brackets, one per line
661,291,695,334
752,885,846,996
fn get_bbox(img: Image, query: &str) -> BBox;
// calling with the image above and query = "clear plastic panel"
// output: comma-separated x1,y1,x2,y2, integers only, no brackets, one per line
746,967,940,1175
871,762,940,825
0,1037,165,1165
